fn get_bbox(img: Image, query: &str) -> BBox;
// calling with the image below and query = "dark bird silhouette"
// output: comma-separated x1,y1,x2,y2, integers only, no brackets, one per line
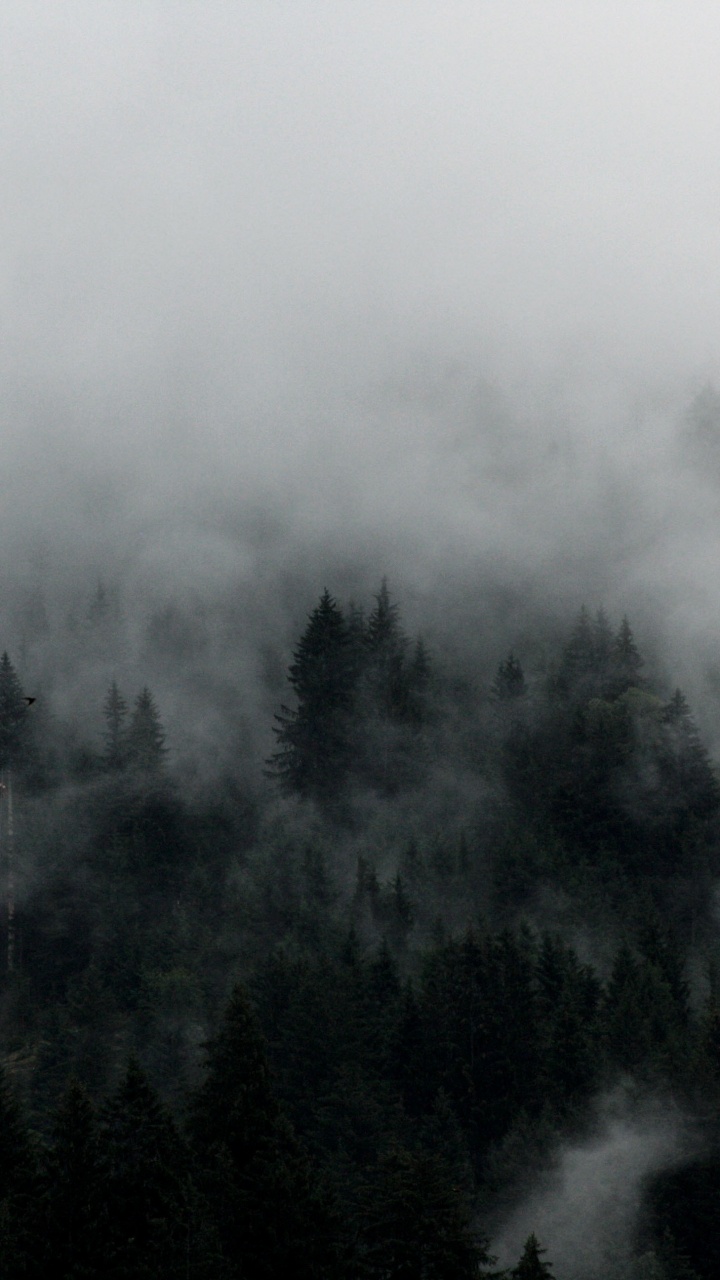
23,697,36,706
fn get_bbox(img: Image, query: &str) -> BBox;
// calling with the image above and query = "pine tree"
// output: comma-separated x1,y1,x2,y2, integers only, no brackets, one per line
658,690,720,832
99,1058,198,1279
268,589,358,800
405,637,433,727
491,654,526,702
636,911,690,1023
188,985,279,1164
188,983,343,1278
102,681,128,770
0,1066,37,1277
556,606,596,696
358,579,432,793
607,615,644,697
512,1233,556,1279
359,1141,492,1278
37,1078,105,1278
126,686,167,773
0,653,28,770
363,578,410,719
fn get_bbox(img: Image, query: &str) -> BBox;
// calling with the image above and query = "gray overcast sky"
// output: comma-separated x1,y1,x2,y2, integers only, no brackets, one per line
5,4,720,403
3,1,720,642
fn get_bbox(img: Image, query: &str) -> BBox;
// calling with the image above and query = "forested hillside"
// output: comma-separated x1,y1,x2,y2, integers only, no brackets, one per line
0,580,719,1277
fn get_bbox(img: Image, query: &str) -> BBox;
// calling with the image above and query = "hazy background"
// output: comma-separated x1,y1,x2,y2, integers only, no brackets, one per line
3,1,720,746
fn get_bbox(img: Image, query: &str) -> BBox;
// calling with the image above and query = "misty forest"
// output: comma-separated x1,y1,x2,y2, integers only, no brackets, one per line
1,538,720,1278
10,3,720,1278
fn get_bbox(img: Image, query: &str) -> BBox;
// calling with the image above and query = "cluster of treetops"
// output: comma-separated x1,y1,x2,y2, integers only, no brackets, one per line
267,583,719,880
0,583,719,1276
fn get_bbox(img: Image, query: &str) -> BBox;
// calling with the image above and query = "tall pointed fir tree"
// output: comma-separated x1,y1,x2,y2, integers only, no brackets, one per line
102,681,128,770
98,1059,205,1279
491,654,526,702
358,579,433,793
0,1065,37,1276
37,1079,105,1279
556,606,597,697
512,1233,556,1279
406,636,432,725
607,615,644,697
0,653,28,771
268,589,358,801
659,689,720,831
363,578,410,720
126,687,168,774
187,983,343,1278
359,1140,493,1279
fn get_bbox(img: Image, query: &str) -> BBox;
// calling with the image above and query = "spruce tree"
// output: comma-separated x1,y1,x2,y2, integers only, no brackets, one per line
593,607,613,668
126,686,167,773
406,636,433,726
37,1079,105,1278
0,653,28,770
660,690,720,825
363,578,410,719
188,983,343,1278
492,654,526,701
512,1233,556,1279
268,589,358,800
608,615,644,697
0,1066,37,1277
557,606,596,695
359,1141,492,1278
102,681,128,770
99,1059,197,1279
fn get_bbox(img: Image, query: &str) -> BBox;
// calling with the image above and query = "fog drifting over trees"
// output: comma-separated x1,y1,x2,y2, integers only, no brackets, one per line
4,5,720,1278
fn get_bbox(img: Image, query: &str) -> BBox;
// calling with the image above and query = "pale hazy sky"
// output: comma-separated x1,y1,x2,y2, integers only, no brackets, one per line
4,4,720,423
3,2,720,663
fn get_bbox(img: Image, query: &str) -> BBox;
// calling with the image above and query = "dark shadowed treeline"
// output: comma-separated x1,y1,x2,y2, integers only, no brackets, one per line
0,581,719,1275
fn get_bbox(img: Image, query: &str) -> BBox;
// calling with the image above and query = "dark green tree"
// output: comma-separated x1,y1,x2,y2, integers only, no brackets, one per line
607,615,644,697
126,687,167,773
535,933,600,1105
602,943,684,1077
102,681,128,770
359,580,431,792
658,690,720,830
37,1078,106,1278
0,652,28,770
268,589,358,801
0,1066,37,1277
405,636,433,727
363,579,410,714
512,1233,556,1279
491,654,526,702
358,1141,491,1278
556,606,596,696
188,983,344,1278
99,1058,201,1279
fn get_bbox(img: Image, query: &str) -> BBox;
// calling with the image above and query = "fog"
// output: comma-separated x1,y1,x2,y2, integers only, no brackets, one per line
4,4,720,748
491,1092,694,1279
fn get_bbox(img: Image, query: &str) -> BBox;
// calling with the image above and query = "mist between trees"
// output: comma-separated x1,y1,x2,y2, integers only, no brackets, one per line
0,556,719,1277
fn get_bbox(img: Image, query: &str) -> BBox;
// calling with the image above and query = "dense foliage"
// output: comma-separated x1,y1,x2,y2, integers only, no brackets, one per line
0,583,718,1276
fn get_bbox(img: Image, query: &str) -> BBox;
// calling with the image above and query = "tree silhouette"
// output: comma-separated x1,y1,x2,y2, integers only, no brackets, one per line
0,654,28,770
126,687,168,773
102,681,128,770
512,1233,556,1279
268,589,358,800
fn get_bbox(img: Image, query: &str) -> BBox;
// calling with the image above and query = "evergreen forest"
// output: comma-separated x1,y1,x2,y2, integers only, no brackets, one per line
0,578,719,1278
